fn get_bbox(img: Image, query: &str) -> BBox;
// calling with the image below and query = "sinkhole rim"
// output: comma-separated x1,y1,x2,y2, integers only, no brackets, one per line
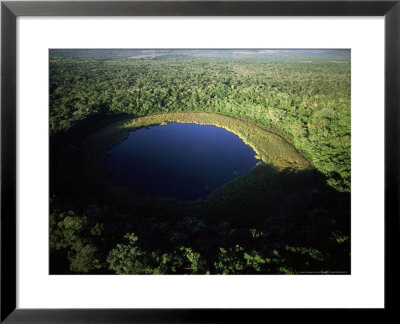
81,112,311,205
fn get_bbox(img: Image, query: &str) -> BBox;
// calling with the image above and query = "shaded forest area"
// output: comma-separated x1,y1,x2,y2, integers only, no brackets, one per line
50,50,351,274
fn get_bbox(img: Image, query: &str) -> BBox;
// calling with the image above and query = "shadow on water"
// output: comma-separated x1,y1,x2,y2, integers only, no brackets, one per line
88,162,348,224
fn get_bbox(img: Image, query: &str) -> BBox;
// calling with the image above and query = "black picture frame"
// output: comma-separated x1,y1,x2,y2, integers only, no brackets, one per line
1,0,399,322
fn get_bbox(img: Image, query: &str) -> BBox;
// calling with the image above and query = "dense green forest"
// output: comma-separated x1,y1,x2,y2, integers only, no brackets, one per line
50,50,351,274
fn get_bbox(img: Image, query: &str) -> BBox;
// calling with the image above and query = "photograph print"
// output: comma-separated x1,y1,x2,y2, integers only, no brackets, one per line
49,49,351,275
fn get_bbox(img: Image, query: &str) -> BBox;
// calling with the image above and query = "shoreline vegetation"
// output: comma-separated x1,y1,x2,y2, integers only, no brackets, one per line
124,112,312,168
50,50,350,275
81,112,311,202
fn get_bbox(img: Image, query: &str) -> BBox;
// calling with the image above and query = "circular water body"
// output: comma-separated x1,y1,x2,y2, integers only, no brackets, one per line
105,122,259,201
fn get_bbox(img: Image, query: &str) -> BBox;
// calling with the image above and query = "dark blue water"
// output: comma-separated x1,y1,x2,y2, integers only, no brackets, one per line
105,123,258,201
